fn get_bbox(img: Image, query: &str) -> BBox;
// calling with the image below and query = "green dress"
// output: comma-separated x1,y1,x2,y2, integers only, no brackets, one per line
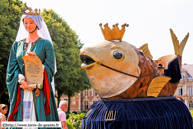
6,38,59,123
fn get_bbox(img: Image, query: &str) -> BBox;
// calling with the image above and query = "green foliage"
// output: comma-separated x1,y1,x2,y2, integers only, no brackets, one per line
189,110,193,118
66,111,71,119
41,9,90,110
80,112,86,117
0,0,27,103
66,121,74,129
72,111,78,114
67,113,85,129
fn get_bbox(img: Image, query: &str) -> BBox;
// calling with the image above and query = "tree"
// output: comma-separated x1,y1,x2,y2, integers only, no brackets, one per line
41,9,90,111
0,0,27,103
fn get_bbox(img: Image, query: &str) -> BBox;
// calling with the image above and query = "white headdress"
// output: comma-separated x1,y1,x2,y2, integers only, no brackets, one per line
16,8,57,94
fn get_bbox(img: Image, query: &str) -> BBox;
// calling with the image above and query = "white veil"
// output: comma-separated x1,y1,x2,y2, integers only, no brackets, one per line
16,13,57,94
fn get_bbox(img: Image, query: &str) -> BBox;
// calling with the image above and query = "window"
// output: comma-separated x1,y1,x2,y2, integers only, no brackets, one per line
84,101,89,110
189,101,193,109
189,86,193,96
83,90,89,96
178,87,183,96
93,90,98,96
72,97,76,105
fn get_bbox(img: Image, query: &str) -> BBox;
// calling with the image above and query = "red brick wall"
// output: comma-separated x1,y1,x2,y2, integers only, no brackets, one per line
57,89,100,112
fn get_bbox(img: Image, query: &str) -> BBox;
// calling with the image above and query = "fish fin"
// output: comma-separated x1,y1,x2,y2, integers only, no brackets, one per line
170,29,189,56
139,43,153,60
179,32,189,56
147,76,171,97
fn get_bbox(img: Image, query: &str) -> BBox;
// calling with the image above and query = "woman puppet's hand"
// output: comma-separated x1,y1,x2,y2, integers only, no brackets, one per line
20,79,33,91
27,52,36,56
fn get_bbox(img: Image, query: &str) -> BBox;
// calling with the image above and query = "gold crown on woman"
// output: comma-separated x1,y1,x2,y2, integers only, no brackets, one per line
23,7,40,15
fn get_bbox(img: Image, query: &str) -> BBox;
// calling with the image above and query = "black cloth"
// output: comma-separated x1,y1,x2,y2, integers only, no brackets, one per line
164,56,182,83
82,98,192,129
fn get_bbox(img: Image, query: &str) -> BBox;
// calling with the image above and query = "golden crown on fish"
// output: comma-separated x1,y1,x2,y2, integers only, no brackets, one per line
99,23,129,40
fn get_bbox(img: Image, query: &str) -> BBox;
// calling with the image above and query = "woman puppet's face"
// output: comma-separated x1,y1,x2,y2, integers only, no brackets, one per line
23,17,37,33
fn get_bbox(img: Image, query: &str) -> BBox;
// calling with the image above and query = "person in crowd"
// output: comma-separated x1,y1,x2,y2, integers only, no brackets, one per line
57,100,68,129
0,104,8,129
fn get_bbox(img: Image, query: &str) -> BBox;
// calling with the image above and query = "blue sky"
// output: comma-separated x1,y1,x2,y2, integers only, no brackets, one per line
22,0,193,64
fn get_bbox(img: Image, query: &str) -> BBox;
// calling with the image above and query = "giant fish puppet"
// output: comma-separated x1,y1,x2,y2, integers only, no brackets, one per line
80,23,192,129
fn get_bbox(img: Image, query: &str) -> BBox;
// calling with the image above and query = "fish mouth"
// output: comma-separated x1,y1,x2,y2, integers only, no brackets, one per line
80,54,96,69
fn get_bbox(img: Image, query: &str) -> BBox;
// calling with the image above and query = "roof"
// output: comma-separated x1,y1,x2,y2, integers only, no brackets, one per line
182,64,193,77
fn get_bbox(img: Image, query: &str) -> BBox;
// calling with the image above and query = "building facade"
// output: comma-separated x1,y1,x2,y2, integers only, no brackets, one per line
57,89,100,112
174,64,193,109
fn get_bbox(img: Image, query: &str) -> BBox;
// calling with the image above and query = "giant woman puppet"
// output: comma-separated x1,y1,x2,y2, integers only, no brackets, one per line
6,8,59,123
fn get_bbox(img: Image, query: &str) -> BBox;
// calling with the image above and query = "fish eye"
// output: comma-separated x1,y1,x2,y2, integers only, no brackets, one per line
113,51,123,60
